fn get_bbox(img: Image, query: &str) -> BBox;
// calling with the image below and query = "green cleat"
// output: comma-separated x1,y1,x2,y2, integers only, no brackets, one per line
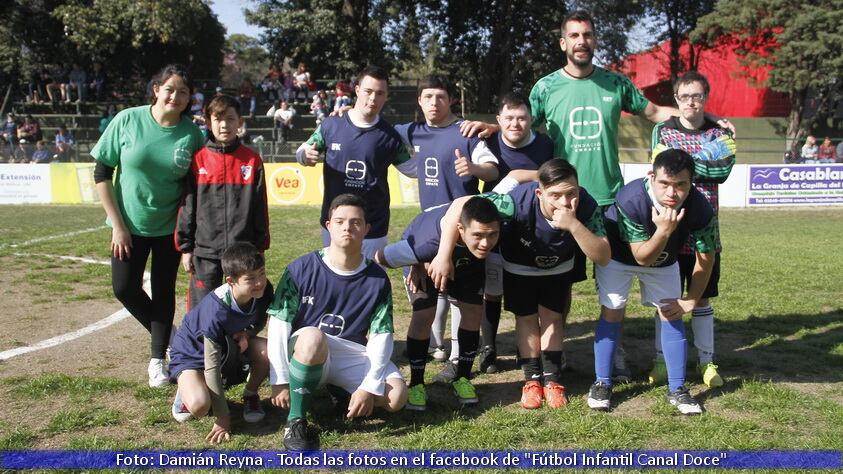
452,377,479,405
699,362,724,388
648,358,667,385
406,384,427,411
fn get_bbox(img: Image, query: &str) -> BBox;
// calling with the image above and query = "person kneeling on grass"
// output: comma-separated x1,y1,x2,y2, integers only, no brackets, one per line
168,242,274,444
268,194,407,451
589,149,716,416
375,196,502,411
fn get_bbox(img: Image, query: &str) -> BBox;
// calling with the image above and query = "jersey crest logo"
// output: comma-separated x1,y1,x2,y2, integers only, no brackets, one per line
454,257,471,268
424,157,439,178
301,295,314,305
652,251,669,266
318,313,346,336
345,160,367,180
241,165,253,181
535,255,560,268
569,106,603,139
331,143,342,151
198,167,208,175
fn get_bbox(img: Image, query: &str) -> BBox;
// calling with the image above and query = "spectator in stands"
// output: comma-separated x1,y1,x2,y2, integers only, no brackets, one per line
310,91,327,126
26,70,45,104
191,84,206,117
292,62,310,103
68,63,87,103
818,137,836,163
30,140,50,164
17,115,42,160
801,135,819,163
273,100,296,143
89,62,107,100
100,105,117,135
238,78,256,118
45,67,68,104
215,86,224,96
836,140,843,163
54,124,76,162
2,113,18,161
334,82,351,112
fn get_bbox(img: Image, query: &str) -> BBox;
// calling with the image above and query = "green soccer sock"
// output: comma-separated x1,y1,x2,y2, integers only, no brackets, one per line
287,357,323,421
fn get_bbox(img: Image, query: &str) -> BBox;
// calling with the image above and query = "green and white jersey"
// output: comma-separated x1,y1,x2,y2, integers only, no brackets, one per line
530,67,649,205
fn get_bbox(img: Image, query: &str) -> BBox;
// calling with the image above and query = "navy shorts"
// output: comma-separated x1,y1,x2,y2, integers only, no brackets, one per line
503,270,574,316
678,252,720,299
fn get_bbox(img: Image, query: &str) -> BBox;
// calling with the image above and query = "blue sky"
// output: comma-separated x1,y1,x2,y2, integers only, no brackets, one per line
210,0,265,39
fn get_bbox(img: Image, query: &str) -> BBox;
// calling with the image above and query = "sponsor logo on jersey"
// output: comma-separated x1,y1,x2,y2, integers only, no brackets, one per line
455,257,471,268
345,160,367,180
198,167,208,175
569,106,603,140
520,237,532,248
331,143,342,151
602,96,613,102
301,295,314,305
652,251,669,266
241,165,252,181
414,145,421,153
173,146,193,170
318,313,346,336
424,157,439,178
535,255,560,268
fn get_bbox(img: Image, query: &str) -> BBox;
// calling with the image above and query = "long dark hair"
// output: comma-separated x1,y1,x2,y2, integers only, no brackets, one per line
148,64,194,116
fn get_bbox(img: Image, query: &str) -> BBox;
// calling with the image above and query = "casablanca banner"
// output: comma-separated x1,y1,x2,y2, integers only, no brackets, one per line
746,164,843,206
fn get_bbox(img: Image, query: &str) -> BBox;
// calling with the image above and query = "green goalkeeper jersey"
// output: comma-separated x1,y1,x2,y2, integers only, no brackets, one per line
530,67,649,205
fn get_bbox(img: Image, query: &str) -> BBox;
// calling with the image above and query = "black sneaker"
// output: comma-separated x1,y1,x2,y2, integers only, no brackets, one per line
326,384,351,417
432,361,458,383
587,381,612,411
478,346,498,374
283,418,319,450
666,387,703,415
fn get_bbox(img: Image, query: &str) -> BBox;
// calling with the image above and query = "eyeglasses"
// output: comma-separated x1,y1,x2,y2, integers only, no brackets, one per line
675,93,706,103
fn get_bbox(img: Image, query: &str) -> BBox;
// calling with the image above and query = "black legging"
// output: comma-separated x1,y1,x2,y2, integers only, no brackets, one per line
111,234,180,359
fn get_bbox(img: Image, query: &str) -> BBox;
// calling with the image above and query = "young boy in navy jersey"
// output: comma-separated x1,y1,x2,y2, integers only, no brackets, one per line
268,194,407,451
375,197,501,411
168,243,273,444
589,149,716,416
433,160,609,410
176,94,269,308
394,75,500,381
297,66,415,259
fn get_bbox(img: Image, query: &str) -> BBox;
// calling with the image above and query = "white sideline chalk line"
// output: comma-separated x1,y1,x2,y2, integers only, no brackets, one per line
0,225,108,250
0,252,150,361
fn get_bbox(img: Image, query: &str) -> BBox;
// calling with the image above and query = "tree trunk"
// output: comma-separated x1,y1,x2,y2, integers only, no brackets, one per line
785,88,808,154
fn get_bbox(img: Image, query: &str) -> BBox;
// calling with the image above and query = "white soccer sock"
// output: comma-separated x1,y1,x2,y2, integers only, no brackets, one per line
430,294,448,349
691,305,715,364
653,311,664,360
449,303,462,362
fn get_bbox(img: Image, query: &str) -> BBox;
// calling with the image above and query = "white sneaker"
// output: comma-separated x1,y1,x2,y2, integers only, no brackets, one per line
171,390,192,422
148,358,169,387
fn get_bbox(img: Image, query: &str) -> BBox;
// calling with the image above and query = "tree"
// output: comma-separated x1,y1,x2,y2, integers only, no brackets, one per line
643,0,716,81
221,34,269,88
0,1,70,85
692,0,843,152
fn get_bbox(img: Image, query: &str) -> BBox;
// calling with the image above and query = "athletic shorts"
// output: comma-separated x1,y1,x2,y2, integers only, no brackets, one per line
171,336,252,387
290,328,403,395
678,252,720,298
321,228,386,261
484,250,503,297
503,270,573,316
595,259,681,310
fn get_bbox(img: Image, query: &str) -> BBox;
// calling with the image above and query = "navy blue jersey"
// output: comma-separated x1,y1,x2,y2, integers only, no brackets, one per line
268,250,393,345
604,178,717,267
169,284,272,376
307,115,410,238
395,121,494,209
482,183,604,273
483,132,555,191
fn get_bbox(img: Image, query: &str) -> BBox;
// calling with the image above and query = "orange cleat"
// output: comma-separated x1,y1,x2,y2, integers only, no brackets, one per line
521,380,544,409
543,381,569,408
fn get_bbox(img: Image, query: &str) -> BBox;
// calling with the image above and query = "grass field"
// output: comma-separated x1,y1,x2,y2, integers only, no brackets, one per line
0,204,841,472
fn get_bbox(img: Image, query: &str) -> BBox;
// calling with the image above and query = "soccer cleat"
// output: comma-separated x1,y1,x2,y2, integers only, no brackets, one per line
242,393,265,423
698,362,724,388
520,380,544,409
543,381,568,409
405,384,427,411
430,345,448,362
612,347,632,384
587,381,612,411
171,391,192,423
432,361,457,383
648,358,667,385
283,418,319,450
666,387,703,415
478,346,498,374
452,377,479,405
148,358,169,387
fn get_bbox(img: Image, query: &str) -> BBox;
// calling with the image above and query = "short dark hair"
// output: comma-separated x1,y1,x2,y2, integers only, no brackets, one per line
562,10,596,34
328,193,368,222
149,64,194,116
673,70,710,96
221,242,265,279
538,159,578,188
205,94,240,122
653,148,695,179
459,196,501,227
357,65,388,84
417,75,453,99
497,92,531,114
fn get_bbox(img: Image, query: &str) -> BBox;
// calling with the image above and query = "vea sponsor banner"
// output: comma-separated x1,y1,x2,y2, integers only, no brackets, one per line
0,164,51,204
747,164,843,206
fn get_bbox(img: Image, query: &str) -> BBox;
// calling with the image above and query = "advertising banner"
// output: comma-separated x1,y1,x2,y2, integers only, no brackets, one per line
0,164,51,204
747,164,843,206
